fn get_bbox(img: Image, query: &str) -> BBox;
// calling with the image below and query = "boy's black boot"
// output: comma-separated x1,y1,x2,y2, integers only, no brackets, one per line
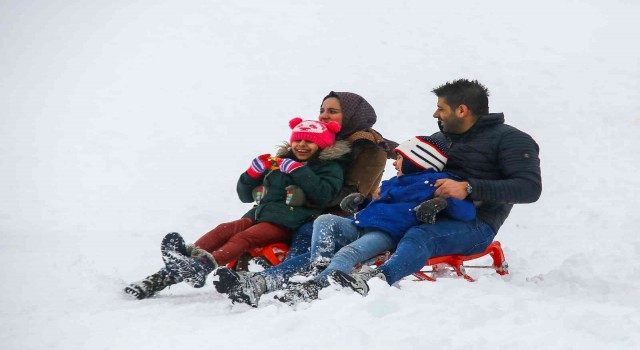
328,268,386,296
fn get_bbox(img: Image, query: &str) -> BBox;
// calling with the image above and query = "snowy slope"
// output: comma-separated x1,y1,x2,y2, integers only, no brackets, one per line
1,0,639,349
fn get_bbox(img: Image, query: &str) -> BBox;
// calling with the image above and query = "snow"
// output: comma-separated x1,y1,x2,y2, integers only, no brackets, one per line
1,0,639,349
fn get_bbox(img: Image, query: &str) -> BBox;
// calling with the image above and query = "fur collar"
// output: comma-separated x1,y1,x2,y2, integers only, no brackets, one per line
275,140,351,162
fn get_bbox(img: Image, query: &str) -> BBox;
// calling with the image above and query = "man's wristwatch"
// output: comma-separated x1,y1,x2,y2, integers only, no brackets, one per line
465,182,473,196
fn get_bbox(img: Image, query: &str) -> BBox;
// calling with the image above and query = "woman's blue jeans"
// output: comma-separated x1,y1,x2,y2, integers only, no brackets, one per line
260,215,395,291
285,222,313,258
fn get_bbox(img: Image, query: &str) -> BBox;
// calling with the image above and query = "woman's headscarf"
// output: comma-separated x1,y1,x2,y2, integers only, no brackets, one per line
323,91,377,139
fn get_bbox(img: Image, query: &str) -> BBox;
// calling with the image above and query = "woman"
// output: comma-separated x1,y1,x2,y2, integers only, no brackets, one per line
286,91,396,257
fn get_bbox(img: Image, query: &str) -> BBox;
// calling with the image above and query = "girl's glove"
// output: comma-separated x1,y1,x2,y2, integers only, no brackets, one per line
340,193,367,213
277,158,304,174
285,185,306,206
413,197,448,224
247,154,272,178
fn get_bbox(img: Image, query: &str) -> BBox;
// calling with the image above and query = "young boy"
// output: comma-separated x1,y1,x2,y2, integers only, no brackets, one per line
217,136,476,306
124,118,348,299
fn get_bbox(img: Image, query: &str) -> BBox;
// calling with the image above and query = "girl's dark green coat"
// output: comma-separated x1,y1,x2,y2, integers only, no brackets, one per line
237,141,350,230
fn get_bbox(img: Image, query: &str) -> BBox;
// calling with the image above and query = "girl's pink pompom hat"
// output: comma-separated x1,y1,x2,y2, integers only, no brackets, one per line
288,117,341,149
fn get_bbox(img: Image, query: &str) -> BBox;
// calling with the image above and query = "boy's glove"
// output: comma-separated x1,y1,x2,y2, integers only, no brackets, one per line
413,197,448,224
247,154,272,178
340,193,367,213
277,158,304,174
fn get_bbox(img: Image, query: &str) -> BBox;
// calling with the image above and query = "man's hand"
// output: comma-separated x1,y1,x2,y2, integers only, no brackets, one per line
434,179,469,200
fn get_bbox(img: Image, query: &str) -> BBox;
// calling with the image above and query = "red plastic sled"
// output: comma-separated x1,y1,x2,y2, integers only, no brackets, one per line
226,243,290,270
228,241,509,282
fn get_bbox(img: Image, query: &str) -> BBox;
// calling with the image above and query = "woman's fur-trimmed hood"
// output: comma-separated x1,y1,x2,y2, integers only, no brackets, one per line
275,140,351,162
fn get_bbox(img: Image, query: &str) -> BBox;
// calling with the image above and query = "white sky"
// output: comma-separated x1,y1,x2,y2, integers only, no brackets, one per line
1,1,639,349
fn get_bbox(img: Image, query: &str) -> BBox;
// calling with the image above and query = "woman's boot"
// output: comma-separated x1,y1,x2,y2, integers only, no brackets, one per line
124,268,179,299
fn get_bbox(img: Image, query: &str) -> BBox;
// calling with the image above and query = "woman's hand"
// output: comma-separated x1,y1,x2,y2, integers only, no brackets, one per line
372,187,381,200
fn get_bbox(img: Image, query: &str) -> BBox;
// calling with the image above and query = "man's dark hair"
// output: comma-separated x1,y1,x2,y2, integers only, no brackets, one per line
431,79,490,116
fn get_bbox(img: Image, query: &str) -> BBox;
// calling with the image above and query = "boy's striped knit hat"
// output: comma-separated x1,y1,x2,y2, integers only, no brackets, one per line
394,136,448,174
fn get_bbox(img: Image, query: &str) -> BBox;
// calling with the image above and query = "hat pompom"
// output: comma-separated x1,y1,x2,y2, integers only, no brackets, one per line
324,121,341,133
289,117,303,130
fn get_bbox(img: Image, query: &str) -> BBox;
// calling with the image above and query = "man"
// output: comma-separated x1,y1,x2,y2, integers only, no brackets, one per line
329,79,542,294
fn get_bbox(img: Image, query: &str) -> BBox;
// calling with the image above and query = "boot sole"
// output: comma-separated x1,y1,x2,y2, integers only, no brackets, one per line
124,285,148,299
327,270,369,296
163,250,206,288
161,232,206,287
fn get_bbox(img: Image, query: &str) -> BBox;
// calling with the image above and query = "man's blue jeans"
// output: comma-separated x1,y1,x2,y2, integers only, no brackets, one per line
379,218,495,285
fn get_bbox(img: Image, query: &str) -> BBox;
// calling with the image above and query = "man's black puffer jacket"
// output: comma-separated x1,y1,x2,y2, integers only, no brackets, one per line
432,113,542,234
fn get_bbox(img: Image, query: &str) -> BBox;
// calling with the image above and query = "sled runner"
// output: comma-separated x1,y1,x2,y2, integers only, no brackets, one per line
367,241,509,282
229,241,509,282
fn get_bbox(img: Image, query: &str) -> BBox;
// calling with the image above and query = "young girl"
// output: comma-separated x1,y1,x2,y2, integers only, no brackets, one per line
125,118,349,299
